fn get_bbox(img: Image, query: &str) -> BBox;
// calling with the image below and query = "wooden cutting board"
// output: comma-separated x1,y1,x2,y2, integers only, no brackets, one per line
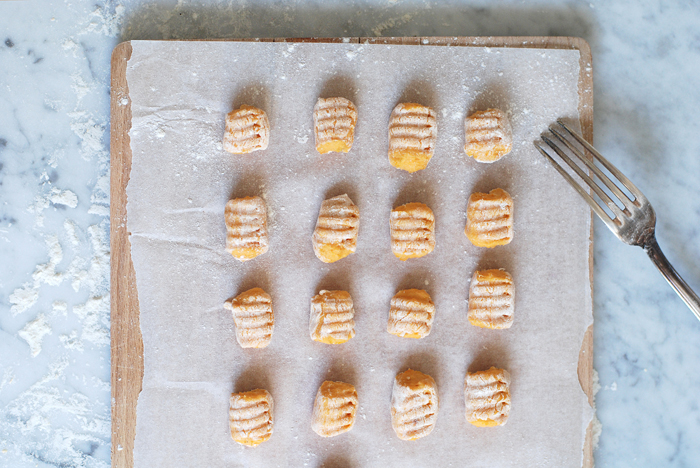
110,36,594,468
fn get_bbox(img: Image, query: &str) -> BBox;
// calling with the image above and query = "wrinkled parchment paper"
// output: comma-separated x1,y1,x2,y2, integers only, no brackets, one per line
126,40,593,467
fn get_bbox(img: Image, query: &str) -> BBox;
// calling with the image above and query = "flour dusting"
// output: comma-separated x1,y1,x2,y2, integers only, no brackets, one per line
18,313,52,357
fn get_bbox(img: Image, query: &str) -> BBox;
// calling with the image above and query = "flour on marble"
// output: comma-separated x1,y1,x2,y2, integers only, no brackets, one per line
18,313,52,357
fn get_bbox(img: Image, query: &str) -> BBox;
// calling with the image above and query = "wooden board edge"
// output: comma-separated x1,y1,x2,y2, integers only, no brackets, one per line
110,40,144,468
110,36,594,468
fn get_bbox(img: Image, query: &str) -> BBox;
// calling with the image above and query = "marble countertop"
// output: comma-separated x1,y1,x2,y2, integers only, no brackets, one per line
1,0,698,466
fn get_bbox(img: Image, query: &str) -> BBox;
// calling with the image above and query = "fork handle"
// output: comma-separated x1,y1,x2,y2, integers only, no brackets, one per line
645,237,700,321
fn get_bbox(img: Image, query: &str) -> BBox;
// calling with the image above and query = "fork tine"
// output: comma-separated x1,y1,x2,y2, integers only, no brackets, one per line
555,119,646,204
540,134,625,220
549,124,634,210
534,140,620,233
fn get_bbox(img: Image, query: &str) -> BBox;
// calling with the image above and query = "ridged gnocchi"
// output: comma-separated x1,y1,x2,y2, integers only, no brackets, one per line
223,105,270,154
391,369,439,440
465,188,513,248
387,289,435,339
464,367,511,427
312,194,360,263
229,389,274,446
311,381,358,437
390,202,435,260
224,287,274,348
464,108,512,163
310,290,356,344
468,269,514,329
388,103,437,173
314,97,358,154
225,196,269,261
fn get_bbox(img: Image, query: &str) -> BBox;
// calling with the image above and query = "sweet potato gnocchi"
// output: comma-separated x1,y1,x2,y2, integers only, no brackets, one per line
311,381,358,437
465,188,513,248
309,290,356,344
314,97,358,154
390,202,435,260
464,108,512,162
225,196,269,261
223,105,270,154
312,194,360,263
391,369,439,440
388,103,437,173
387,289,435,339
464,367,511,427
229,389,274,446
468,269,514,329
224,287,274,348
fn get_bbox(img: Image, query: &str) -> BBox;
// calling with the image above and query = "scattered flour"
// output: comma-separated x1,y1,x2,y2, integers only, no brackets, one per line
18,314,52,357
73,296,110,347
9,284,39,316
63,219,80,247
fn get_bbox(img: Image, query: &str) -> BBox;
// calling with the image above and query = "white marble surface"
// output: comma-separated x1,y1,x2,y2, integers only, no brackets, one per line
0,0,698,467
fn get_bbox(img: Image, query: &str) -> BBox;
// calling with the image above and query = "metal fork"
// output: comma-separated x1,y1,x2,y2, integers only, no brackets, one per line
535,119,700,321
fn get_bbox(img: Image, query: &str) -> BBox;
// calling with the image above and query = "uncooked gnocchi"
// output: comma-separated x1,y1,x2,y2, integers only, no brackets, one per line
464,108,512,163
390,202,435,260
464,367,511,427
387,289,435,339
225,196,269,261
465,188,513,248
224,287,274,348
311,381,358,437
312,194,360,263
314,97,358,154
223,105,270,154
309,290,356,344
391,369,439,440
388,103,437,173
229,389,274,446
468,269,514,329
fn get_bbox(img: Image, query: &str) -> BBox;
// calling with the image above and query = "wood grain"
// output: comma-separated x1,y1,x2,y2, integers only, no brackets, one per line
110,36,594,468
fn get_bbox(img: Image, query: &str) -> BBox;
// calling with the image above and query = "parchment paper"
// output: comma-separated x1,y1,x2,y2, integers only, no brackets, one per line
126,40,593,468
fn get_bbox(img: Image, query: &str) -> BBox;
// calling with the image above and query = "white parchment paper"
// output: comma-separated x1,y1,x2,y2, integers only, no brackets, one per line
126,40,593,468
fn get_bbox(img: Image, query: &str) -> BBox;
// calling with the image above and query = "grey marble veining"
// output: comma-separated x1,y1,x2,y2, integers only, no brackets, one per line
0,0,699,467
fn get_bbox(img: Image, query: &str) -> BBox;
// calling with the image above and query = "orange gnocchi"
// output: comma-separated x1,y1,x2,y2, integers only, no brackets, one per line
464,367,511,427
314,97,358,154
388,103,437,173
311,381,358,437
223,105,270,154
309,290,356,344
229,389,274,446
465,188,513,248
391,369,439,440
225,196,268,261
390,202,435,260
464,108,512,162
387,289,435,339
468,269,514,329
312,194,360,263
224,288,274,348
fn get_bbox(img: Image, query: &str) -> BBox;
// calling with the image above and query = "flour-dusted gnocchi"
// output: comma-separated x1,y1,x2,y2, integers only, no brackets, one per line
464,108,512,163
314,97,358,154
465,188,513,248
391,369,439,440
388,103,437,173
387,289,435,339
225,196,269,261
468,269,514,329
311,381,358,437
312,194,360,263
229,389,274,446
391,202,435,260
223,105,270,154
310,290,356,344
224,288,274,348
464,367,511,427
